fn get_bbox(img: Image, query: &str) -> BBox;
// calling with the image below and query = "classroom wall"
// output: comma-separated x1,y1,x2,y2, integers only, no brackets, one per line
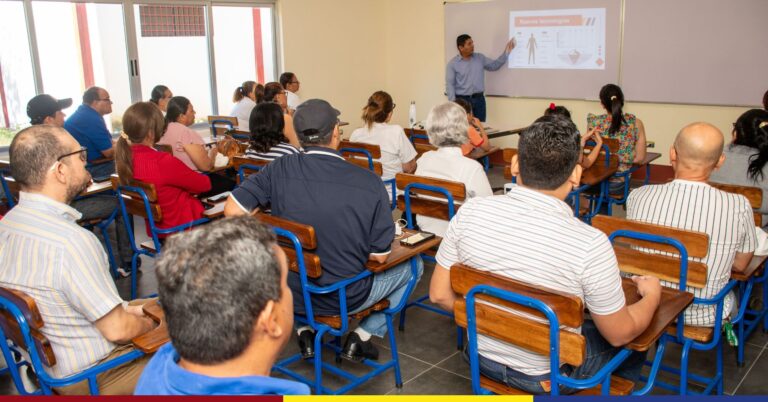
280,0,753,162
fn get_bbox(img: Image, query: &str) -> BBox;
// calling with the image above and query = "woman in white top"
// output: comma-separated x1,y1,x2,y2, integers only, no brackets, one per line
149,85,172,113
230,81,262,131
350,90,417,186
158,96,235,195
415,102,493,236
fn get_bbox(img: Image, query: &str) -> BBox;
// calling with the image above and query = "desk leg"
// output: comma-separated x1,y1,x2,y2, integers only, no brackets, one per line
644,164,651,186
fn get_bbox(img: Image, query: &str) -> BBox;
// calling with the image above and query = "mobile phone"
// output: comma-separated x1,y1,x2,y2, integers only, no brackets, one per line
399,231,436,247
205,191,231,204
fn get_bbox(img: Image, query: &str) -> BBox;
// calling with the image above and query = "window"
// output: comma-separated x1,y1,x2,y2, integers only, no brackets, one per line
0,0,36,145
212,5,275,116
139,5,206,37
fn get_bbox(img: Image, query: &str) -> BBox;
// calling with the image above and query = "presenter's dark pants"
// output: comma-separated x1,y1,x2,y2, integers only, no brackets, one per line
456,94,486,122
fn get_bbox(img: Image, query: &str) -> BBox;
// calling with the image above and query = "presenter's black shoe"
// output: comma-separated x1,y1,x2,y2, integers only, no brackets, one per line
298,330,316,360
341,332,379,362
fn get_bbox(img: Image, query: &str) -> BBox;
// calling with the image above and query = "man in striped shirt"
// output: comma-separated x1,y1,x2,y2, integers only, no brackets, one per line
627,122,757,327
430,115,662,394
0,125,156,394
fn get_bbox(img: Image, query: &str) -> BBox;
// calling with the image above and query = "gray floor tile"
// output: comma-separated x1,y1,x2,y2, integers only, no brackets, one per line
734,346,768,395
388,366,473,395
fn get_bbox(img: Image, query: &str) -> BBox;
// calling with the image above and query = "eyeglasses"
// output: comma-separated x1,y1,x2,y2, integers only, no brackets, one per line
57,147,88,163
97,98,113,104
289,81,300,84
392,103,397,110
48,147,87,172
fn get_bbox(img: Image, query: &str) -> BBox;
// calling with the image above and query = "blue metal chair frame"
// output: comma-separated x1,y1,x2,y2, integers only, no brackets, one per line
0,173,14,209
569,142,612,223
340,147,396,210
0,296,144,395
116,185,209,299
735,266,768,366
398,182,463,349
606,229,744,395
237,163,264,183
78,202,120,279
270,227,420,394
209,119,235,139
464,284,633,395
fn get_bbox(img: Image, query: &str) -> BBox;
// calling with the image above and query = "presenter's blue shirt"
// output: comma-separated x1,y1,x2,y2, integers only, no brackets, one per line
134,343,310,395
63,104,113,162
446,51,509,100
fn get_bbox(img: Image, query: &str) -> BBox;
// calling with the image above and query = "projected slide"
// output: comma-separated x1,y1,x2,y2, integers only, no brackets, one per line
509,8,606,70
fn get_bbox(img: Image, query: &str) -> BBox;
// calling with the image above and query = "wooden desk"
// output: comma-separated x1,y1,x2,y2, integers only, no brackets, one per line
580,163,618,187
486,127,526,140
632,152,662,186
81,180,114,196
202,201,226,219
0,159,9,169
467,146,500,161
366,229,441,273
132,300,169,353
732,255,768,282
621,277,694,351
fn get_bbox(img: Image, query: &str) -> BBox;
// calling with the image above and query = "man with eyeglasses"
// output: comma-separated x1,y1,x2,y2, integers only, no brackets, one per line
0,125,156,395
279,72,302,112
64,86,117,180
25,94,135,278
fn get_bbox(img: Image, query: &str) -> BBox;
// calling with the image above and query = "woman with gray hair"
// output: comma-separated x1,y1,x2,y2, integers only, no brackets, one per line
414,102,493,236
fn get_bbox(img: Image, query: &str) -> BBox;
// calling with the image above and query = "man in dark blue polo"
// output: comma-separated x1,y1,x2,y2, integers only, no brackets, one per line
224,99,423,362
64,87,116,180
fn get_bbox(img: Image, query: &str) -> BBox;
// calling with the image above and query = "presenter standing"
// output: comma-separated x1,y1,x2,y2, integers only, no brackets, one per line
446,34,515,122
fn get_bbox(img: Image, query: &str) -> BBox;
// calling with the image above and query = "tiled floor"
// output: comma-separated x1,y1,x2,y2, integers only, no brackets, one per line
2,166,768,395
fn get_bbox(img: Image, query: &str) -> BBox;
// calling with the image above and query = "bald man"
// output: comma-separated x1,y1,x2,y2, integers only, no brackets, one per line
0,126,155,394
627,122,757,327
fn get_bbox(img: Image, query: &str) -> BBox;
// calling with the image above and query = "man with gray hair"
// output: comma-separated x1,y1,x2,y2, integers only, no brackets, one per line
0,125,155,395
224,99,422,363
414,101,493,236
628,122,757,327
134,216,309,395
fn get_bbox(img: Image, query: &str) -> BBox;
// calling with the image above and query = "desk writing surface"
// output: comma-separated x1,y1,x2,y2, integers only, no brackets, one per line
366,229,441,274
468,146,499,161
580,163,618,187
0,159,9,169
202,201,226,219
133,300,169,353
621,277,693,351
732,255,768,282
635,152,662,167
81,180,113,196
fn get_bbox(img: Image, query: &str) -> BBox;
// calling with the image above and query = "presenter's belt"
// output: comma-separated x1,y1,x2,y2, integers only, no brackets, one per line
457,92,484,99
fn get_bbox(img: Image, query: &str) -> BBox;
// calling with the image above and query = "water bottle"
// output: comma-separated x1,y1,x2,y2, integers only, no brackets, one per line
408,101,417,127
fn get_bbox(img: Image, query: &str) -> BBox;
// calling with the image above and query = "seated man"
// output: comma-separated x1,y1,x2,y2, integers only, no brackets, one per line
224,99,423,362
429,115,662,394
627,122,757,326
0,125,155,395
134,217,309,395
27,94,134,275
64,86,116,180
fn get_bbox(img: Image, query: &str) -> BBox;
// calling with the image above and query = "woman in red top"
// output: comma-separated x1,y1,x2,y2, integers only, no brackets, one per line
116,102,211,237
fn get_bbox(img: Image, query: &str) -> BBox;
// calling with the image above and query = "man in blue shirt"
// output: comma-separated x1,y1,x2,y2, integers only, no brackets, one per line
135,216,310,395
64,87,116,180
223,99,423,363
446,34,516,122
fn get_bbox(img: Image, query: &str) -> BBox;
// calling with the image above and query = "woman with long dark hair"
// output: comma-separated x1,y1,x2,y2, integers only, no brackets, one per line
261,82,300,148
587,84,647,193
711,109,768,224
149,85,172,113
245,102,300,161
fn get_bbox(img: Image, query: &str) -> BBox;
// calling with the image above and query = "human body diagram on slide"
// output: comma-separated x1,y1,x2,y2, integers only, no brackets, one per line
509,8,606,70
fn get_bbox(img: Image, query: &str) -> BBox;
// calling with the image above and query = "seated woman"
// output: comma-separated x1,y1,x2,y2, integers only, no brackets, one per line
245,102,301,161
116,102,211,237
415,102,493,236
587,84,647,193
149,85,172,114
710,109,768,225
262,82,300,148
453,98,492,157
157,96,235,196
230,81,263,131
350,90,417,199
545,103,602,169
